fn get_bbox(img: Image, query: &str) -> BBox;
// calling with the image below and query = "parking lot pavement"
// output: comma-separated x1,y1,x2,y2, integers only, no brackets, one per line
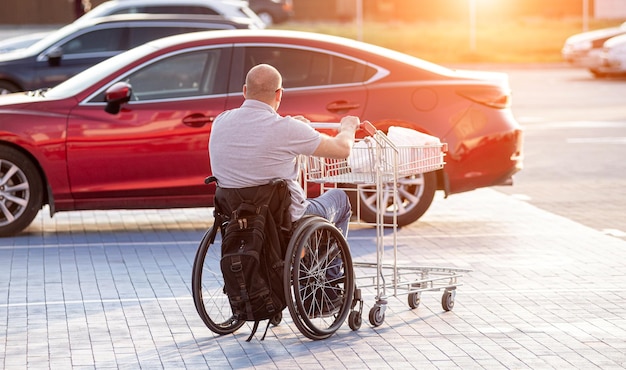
0,25,59,39
1,187,625,369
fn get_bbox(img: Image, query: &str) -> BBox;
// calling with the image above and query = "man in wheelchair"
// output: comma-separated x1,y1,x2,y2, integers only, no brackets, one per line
209,63,359,238
209,64,360,318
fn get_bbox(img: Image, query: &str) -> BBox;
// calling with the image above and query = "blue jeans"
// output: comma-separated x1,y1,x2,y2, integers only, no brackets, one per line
304,188,351,237
304,188,350,291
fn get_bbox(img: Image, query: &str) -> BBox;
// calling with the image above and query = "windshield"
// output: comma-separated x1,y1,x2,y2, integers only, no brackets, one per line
24,23,83,55
45,44,158,99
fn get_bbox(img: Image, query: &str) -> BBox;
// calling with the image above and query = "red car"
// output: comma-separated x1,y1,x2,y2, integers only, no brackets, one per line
0,29,522,236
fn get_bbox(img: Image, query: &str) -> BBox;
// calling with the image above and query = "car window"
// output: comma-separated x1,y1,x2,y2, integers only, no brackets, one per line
110,6,219,16
60,28,125,54
128,27,223,48
115,49,224,101
241,47,376,89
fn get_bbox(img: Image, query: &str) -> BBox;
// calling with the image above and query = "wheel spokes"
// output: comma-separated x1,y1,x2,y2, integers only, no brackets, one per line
359,174,425,217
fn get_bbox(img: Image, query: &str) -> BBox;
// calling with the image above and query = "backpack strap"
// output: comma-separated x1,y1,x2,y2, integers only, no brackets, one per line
245,319,272,342
260,320,272,341
228,251,256,321
246,321,260,342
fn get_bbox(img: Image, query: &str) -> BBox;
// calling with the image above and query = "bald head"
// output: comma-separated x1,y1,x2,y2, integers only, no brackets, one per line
244,64,283,107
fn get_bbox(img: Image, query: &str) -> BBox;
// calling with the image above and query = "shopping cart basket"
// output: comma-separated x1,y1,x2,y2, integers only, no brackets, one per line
303,122,471,327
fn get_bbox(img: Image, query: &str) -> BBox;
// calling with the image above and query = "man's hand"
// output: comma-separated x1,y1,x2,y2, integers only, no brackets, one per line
339,115,359,134
291,115,310,123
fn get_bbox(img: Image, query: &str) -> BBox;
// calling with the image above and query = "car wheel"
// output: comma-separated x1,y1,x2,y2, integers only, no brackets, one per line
257,11,274,26
347,170,437,227
0,80,19,95
0,146,44,237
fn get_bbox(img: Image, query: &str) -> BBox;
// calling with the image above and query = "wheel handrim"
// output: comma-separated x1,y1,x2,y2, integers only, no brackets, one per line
295,228,348,329
192,230,244,335
284,219,354,340
200,243,242,330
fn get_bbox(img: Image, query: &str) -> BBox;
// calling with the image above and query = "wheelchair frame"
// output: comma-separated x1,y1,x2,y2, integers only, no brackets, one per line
191,179,361,341
191,122,471,340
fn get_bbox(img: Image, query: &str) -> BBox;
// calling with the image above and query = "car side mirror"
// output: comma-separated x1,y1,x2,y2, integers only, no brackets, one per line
105,82,133,114
46,46,63,66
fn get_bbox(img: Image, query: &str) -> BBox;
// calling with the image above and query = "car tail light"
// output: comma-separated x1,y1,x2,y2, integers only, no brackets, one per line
457,87,511,109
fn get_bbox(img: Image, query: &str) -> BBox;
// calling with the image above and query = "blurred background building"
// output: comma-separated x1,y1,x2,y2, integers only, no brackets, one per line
1,0,625,24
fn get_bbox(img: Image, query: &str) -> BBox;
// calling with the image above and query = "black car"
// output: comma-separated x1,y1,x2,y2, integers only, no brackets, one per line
248,0,293,25
0,13,256,94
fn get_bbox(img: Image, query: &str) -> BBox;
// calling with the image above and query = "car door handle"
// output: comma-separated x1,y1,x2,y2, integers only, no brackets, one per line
326,101,360,113
182,113,214,128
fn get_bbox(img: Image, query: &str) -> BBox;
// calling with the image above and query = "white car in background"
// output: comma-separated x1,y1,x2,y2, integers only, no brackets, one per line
561,21,626,77
248,0,293,25
598,33,626,76
0,31,52,54
79,0,265,29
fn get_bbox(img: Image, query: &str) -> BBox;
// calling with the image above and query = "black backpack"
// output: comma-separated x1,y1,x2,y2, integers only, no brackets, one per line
215,179,291,341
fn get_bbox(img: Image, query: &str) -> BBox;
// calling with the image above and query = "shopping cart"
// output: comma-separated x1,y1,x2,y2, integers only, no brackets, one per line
304,122,471,327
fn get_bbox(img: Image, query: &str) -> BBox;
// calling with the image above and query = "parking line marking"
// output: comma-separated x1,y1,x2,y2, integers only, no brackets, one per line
3,287,626,309
0,241,199,250
528,121,626,129
1,230,600,250
0,296,192,309
567,137,626,144
601,228,626,237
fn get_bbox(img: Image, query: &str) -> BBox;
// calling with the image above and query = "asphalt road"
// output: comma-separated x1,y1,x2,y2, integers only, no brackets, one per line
481,65,626,240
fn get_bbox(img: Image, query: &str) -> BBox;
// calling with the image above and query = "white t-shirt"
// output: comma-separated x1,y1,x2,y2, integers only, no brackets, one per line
209,99,321,221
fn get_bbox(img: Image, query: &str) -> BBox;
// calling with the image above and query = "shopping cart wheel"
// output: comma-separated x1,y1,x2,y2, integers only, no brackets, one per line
408,292,421,309
192,226,245,335
369,305,385,327
348,311,362,330
441,289,456,311
348,287,363,331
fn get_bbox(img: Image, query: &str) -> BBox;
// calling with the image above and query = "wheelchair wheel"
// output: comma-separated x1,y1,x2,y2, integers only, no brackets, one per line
191,225,244,335
283,216,355,340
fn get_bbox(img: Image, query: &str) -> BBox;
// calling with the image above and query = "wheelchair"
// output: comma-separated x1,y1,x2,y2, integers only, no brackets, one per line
191,177,363,340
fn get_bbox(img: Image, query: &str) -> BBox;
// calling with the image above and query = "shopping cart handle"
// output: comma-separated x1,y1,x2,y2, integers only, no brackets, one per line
359,121,377,136
310,121,377,136
309,122,341,130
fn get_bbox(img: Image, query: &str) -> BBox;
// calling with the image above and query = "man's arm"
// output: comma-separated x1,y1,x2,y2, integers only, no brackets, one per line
312,116,360,159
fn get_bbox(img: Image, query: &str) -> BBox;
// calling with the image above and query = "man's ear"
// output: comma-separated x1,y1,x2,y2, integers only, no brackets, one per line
242,85,247,98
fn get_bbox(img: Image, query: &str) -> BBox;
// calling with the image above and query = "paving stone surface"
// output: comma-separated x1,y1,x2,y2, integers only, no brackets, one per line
2,188,625,369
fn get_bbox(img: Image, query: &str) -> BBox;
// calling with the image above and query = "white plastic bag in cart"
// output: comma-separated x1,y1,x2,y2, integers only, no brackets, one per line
347,138,376,173
387,126,443,176
387,126,441,146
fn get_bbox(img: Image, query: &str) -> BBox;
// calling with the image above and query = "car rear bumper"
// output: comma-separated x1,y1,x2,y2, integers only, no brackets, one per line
444,127,523,194
595,54,626,75
562,49,603,69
